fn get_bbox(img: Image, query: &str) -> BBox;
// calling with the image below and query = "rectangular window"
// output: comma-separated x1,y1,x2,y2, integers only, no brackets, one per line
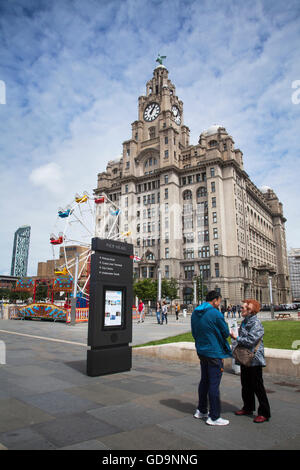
199,263,210,280
149,266,154,278
214,244,219,256
213,228,218,239
184,265,194,280
164,174,169,184
165,265,169,278
215,263,220,278
211,182,216,192
165,248,169,259
212,197,216,208
165,188,168,199
164,150,169,158
210,167,215,177
165,136,168,144
213,212,217,223
142,267,147,278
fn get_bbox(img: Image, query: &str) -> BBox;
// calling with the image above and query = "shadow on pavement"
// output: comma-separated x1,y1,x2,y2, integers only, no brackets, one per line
64,360,87,375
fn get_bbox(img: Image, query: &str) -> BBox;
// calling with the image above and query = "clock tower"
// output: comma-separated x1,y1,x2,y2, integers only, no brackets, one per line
121,62,190,180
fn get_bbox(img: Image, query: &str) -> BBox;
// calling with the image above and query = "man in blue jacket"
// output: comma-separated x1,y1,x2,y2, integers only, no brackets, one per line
191,290,232,426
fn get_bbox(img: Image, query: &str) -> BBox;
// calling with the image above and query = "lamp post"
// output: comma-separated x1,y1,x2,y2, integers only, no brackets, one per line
157,268,162,302
269,275,274,320
193,276,197,308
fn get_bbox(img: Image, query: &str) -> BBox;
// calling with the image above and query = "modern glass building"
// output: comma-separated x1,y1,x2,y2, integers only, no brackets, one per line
288,249,300,302
10,225,31,277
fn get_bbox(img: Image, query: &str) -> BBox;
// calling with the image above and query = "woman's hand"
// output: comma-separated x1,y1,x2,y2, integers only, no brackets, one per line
230,330,238,340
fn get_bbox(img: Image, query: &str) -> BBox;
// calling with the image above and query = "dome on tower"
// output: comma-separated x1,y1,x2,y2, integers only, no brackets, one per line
203,124,223,136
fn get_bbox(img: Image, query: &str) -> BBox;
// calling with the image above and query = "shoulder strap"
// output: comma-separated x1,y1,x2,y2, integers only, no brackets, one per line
254,339,261,353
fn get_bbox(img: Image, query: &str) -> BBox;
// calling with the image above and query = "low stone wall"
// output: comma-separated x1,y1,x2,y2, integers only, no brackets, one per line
133,342,300,378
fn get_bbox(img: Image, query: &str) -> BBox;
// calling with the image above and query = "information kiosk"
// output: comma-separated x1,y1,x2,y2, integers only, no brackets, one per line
87,238,133,376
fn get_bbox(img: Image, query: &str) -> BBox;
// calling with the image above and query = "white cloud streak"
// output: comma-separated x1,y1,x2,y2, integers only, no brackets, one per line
0,0,299,275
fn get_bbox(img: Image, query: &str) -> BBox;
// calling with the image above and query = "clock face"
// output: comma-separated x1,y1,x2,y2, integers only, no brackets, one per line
172,105,181,125
144,102,160,122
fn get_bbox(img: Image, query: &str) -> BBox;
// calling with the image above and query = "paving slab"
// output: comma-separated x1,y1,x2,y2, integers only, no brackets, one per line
32,412,122,448
0,317,299,450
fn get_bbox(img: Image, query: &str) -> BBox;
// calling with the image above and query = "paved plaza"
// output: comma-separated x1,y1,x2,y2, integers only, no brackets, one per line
0,314,299,450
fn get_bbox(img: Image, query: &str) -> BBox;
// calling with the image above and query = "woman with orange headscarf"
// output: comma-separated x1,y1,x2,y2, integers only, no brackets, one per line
230,299,271,423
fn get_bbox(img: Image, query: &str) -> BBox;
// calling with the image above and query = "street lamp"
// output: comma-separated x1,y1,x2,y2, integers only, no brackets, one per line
269,275,274,320
157,268,162,302
193,275,197,307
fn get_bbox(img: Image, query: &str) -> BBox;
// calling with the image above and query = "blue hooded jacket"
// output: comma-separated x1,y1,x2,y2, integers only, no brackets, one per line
191,302,232,359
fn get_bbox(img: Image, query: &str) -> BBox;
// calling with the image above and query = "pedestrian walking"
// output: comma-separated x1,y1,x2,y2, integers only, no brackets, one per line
230,299,271,423
161,301,168,324
191,290,232,426
175,302,180,321
227,305,231,318
138,299,145,323
237,305,241,318
232,305,236,318
220,305,226,317
156,301,162,324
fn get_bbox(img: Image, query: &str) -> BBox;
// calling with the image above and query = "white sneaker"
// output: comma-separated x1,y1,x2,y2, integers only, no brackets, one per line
206,417,229,426
194,409,208,419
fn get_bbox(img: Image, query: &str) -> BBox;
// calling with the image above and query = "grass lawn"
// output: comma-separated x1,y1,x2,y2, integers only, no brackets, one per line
135,321,300,350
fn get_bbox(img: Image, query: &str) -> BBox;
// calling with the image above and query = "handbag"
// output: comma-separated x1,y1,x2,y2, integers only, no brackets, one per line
233,339,261,367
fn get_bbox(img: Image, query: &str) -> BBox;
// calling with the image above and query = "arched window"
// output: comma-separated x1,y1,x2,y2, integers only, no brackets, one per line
209,140,218,148
146,251,155,261
197,187,207,198
183,190,192,200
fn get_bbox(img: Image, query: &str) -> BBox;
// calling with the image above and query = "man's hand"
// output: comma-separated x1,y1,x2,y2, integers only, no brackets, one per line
230,330,238,340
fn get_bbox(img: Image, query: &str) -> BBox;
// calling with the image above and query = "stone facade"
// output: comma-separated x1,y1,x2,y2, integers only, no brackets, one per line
95,65,291,306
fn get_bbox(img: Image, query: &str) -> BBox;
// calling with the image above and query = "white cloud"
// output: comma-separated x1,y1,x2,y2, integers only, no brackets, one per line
29,162,63,195
0,0,300,276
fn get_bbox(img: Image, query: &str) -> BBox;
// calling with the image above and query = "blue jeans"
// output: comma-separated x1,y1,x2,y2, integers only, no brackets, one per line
156,311,161,324
197,356,223,421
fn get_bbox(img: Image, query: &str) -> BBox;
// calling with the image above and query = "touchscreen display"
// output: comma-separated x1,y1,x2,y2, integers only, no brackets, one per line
104,289,123,327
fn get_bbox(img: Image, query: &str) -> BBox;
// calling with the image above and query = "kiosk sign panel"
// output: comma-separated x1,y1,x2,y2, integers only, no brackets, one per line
104,289,123,328
87,238,133,377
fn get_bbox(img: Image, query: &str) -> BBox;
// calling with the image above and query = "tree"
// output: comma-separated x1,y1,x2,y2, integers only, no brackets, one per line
35,285,48,302
133,278,157,303
161,278,179,311
195,275,208,304
0,288,10,300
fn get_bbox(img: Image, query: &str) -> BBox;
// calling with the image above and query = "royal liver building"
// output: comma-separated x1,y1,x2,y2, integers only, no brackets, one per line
95,61,291,306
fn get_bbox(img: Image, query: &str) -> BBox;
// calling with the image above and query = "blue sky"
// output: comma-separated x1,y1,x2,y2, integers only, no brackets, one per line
0,0,300,276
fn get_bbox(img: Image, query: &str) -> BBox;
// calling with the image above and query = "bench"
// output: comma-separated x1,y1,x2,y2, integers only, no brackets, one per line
275,312,292,320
